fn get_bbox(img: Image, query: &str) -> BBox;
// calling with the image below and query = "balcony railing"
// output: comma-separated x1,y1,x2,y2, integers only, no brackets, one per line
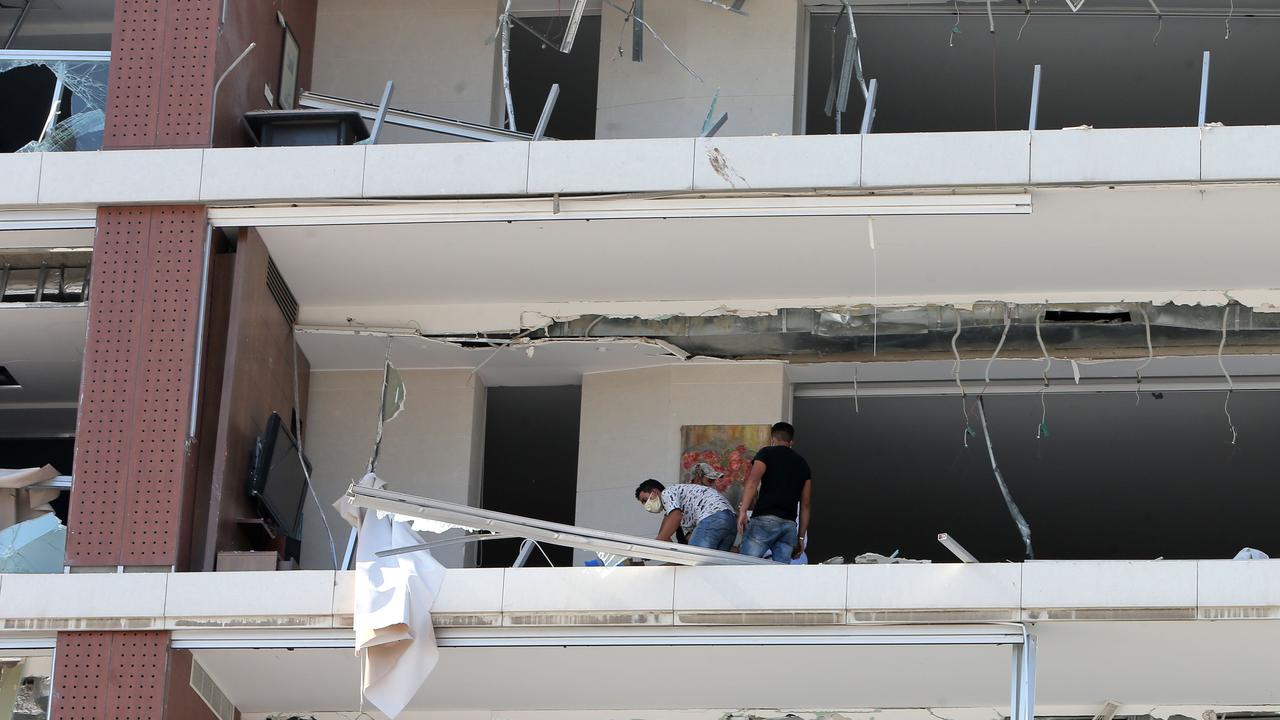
0,50,109,153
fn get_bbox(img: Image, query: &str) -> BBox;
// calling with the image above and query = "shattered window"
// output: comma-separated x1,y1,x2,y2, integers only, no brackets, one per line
0,654,52,719
0,54,108,152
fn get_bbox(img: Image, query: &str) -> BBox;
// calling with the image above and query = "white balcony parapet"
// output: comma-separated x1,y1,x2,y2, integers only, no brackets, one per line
0,559,1278,635
5,127,1280,209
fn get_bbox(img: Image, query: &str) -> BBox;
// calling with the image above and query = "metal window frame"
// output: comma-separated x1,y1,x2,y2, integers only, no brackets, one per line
0,209,96,232
346,483,773,566
207,193,1032,228
0,49,111,63
298,91,536,143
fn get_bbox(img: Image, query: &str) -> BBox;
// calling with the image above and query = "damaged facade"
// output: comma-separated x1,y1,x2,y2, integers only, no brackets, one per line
5,0,1280,718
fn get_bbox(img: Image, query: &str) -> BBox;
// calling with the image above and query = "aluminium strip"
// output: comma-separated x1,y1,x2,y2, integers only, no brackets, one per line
347,484,774,566
208,194,1032,227
795,375,1280,398
298,91,537,142
171,626,1024,650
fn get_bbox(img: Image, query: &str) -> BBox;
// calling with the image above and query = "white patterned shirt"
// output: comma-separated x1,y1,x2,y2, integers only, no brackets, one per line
660,484,733,534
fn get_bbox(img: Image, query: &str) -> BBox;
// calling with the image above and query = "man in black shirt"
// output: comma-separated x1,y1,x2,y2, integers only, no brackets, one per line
736,421,812,563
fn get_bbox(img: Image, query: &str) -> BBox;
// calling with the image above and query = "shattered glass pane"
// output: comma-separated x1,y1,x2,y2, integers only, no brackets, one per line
0,57,108,152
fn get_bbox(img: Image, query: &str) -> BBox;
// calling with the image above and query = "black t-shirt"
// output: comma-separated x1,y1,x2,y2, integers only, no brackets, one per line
750,445,811,522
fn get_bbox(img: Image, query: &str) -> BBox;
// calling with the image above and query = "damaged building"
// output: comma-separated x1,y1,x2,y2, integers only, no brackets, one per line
4,0,1280,718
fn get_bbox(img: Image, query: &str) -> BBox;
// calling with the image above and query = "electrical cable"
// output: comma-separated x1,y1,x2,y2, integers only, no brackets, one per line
852,365,860,413
603,0,703,82
532,540,556,567
1134,304,1154,406
1017,3,1032,41
980,305,1011,397
1218,305,1238,444
1035,307,1050,439
949,0,961,46
292,335,339,571
951,307,975,446
1226,0,1234,39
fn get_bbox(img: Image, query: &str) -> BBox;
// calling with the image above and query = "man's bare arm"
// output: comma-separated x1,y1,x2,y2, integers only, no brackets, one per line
793,478,812,559
656,509,683,542
737,460,766,534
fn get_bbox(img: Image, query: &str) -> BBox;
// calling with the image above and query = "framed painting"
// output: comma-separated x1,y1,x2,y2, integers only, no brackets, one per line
278,24,300,110
679,424,771,511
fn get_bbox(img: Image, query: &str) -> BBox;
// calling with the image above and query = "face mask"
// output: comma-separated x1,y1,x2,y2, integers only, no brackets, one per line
644,496,663,513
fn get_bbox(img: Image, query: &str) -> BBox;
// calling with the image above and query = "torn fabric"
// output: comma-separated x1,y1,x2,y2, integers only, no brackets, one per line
0,58,107,152
975,398,1034,559
338,473,447,719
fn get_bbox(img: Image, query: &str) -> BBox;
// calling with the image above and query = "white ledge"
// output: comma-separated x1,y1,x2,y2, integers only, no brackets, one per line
1,560,1280,632
5,127,1280,209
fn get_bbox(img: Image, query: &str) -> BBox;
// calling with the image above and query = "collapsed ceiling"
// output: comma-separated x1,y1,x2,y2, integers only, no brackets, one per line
533,302,1280,362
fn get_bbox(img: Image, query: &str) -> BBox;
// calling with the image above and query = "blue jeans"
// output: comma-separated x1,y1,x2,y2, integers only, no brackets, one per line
740,514,797,563
688,509,736,551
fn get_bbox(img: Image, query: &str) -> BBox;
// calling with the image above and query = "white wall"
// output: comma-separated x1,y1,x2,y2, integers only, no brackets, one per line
301,369,486,569
312,0,499,137
594,0,801,139
573,362,788,563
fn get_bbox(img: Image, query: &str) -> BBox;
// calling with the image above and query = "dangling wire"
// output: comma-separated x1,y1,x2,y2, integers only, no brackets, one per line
1226,0,1235,39
1152,13,1164,45
1017,3,1032,41
980,305,1011,397
1218,305,1238,444
1035,307,1051,439
1134,304,1154,407
852,365,860,413
868,218,878,356
951,307,975,446
949,0,961,47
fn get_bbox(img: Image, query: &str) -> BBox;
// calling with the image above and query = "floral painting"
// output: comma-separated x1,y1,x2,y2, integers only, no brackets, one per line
679,424,771,511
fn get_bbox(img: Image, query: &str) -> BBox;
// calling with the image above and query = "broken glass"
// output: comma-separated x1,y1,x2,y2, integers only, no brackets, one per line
0,56,108,152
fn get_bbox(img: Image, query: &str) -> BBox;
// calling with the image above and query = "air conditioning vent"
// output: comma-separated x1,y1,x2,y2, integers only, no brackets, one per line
189,657,236,720
266,256,299,326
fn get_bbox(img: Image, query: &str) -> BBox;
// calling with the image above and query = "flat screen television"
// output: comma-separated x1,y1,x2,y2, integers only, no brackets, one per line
248,412,311,540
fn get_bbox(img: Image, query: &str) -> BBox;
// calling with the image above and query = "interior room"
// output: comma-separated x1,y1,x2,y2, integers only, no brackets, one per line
0,227,92,570
805,0,1280,133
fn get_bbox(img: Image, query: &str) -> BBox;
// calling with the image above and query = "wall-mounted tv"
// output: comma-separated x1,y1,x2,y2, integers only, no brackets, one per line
248,411,310,540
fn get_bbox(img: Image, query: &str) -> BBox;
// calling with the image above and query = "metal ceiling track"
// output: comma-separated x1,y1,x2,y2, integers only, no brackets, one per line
346,483,773,566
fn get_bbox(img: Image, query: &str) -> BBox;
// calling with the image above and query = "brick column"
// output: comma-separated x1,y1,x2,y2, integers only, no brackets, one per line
57,1,220,715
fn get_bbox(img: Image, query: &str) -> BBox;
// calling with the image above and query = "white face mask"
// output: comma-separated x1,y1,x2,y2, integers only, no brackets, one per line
643,496,663,513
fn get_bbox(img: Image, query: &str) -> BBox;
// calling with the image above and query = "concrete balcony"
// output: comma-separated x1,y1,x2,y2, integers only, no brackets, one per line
5,126,1280,208
2,560,1279,633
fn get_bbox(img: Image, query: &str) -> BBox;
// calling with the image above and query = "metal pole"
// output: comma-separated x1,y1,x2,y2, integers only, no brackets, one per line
859,78,878,135
937,533,979,563
1020,634,1038,720
512,538,536,568
533,83,560,141
188,224,214,439
209,42,257,145
37,74,64,144
4,0,32,49
632,0,644,61
1010,644,1024,720
1028,64,1042,130
1198,50,1210,127
367,80,395,144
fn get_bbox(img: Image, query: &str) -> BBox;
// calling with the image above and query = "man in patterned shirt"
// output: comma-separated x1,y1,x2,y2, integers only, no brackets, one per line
634,478,737,551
